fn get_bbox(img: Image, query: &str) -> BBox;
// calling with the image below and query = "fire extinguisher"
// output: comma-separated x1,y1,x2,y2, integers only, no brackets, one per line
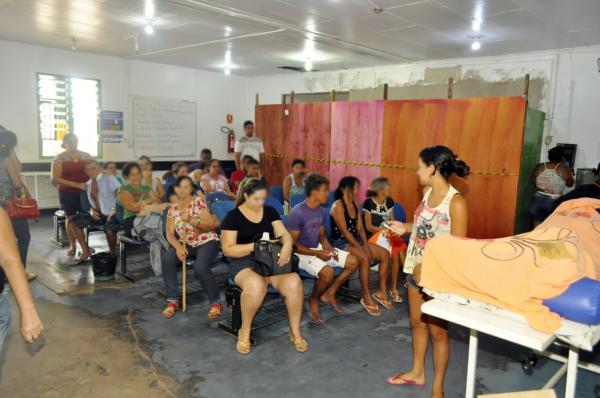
222,126,235,153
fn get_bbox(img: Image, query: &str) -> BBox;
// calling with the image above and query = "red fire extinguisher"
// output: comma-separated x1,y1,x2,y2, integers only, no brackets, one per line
226,128,235,153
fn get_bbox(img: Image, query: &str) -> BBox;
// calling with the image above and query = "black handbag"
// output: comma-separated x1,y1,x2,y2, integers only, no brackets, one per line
251,235,298,276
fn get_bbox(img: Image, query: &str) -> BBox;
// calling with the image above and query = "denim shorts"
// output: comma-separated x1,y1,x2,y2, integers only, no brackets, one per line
0,289,11,354
405,273,422,292
529,191,557,223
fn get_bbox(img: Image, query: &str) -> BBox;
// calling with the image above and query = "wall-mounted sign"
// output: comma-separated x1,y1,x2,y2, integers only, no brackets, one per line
101,110,124,143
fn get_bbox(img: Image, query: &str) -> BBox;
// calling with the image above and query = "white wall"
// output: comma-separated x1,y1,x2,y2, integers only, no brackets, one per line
243,46,600,169
0,39,246,163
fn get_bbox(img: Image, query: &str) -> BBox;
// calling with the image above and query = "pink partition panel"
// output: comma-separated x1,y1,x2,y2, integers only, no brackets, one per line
330,100,384,202
288,102,331,177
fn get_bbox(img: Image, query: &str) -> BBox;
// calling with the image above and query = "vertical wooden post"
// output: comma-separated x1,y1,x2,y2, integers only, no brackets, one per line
255,93,259,106
523,73,530,98
383,83,389,100
447,77,454,99
290,91,295,104
330,90,336,102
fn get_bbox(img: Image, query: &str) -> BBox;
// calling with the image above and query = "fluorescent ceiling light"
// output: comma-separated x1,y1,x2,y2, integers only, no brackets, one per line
471,40,481,51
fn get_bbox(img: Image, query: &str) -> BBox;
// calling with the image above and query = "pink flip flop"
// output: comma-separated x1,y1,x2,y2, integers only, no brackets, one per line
386,374,426,387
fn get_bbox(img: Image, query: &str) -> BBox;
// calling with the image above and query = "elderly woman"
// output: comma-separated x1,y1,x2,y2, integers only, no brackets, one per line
220,178,307,355
161,176,222,319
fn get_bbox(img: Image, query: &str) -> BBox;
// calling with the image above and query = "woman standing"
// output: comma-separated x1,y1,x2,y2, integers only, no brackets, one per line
220,178,307,355
0,126,35,280
200,159,235,199
363,177,406,304
138,155,164,199
330,176,391,316
387,146,469,398
283,158,307,203
161,176,222,319
50,133,91,257
530,146,574,226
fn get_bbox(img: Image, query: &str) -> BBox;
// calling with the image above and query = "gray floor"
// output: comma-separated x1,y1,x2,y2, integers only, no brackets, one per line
0,215,598,398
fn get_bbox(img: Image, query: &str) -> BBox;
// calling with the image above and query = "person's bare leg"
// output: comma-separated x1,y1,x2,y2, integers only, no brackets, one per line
65,219,77,255
71,224,91,260
370,243,390,301
345,246,377,307
389,285,429,384
429,315,449,397
235,269,267,344
390,253,401,297
269,273,304,342
321,254,359,306
308,266,334,321
105,230,117,255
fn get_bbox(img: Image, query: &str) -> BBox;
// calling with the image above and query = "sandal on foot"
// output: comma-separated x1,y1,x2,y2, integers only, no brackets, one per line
27,273,38,282
305,302,322,325
73,256,91,265
390,291,404,303
320,297,343,313
360,298,381,316
236,340,251,355
372,293,393,310
289,333,308,353
386,374,425,386
66,249,76,257
208,303,222,319
161,302,178,318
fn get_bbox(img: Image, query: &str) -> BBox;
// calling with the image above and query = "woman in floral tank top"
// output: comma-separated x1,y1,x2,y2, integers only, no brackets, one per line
160,176,222,320
387,146,470,398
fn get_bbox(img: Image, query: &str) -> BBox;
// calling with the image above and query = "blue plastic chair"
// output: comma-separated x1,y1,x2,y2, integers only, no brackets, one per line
206,191,231,208
393,202,407,223
290,194,307,209
326,191,335,208
270,185,284,204
265,196,284,215
212,200,236,223
280,214,288,227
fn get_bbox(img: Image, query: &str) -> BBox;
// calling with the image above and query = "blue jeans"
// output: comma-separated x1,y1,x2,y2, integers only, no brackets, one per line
0,289,11,354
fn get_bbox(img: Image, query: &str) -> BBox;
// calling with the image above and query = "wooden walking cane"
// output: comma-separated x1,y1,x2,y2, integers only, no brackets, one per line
181,231,187,313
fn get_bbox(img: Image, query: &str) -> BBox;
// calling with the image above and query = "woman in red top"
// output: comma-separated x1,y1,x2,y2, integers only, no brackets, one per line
51,134,92,257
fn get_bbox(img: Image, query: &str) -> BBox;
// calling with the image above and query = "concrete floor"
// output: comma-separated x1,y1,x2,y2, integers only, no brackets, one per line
0,215,598,398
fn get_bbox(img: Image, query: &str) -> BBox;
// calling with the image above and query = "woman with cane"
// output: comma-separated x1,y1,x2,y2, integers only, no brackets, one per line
160,176,222,319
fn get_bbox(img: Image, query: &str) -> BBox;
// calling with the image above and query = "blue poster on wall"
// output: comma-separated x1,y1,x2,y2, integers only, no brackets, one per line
101,110,124,143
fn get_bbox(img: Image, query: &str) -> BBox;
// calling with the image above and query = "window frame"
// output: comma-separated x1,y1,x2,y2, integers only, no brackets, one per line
36,72,103,160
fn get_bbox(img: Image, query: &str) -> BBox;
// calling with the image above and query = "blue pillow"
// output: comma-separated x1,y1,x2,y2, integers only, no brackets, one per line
544,278,600,325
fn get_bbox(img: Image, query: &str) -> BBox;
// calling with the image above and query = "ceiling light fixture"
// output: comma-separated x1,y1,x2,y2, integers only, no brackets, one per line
471,40,481,51
304,59,313,72
224,68,231,76
225,26,232,36
145,0,155,19
134,36,140,53
471,18,481,32
144,23,154,35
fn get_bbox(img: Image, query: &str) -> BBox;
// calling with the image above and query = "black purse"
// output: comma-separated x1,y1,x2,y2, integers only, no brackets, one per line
251,235,298,276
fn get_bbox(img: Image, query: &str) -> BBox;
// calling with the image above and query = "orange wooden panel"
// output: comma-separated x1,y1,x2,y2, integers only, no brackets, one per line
381,97,526,238
288,102,331,177
255,104,289,187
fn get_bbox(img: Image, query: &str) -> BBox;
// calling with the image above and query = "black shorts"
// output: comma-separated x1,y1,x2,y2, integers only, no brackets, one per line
71,213,122,232
227,256,262,282
59,190,89,217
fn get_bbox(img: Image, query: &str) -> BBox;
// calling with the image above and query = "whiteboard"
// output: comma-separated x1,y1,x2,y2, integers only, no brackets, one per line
132,96,197,157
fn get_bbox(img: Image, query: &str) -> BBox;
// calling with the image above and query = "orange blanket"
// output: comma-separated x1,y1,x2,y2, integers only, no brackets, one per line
420,198,600,333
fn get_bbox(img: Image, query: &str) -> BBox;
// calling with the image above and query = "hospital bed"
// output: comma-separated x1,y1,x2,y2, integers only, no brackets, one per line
421,290,600,398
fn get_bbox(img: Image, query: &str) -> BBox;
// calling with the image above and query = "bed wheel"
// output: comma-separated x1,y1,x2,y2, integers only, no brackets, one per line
521,359,534,375
593,384,600,398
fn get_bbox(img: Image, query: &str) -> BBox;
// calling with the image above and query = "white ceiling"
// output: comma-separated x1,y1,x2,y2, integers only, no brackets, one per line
1,0,600,76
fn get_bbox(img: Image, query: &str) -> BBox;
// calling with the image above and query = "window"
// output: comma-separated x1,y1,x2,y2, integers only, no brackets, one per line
37,73,101,158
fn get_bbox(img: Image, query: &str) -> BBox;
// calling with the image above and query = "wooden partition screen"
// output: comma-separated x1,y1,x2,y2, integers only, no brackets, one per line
381,97,527,238
256,96,528,239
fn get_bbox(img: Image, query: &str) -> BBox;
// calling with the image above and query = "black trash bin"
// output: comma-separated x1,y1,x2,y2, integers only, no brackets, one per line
91,252,117,281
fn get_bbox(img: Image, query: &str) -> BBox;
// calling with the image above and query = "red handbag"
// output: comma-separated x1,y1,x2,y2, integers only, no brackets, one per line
6,193,40,219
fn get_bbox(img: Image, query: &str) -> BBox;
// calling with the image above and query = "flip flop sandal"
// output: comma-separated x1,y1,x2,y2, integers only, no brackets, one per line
66,249,76,257
390,291,404,303
289,333,308,353
207,303,223,319
305,302,322,325
360,298,381,316
372,293,394,310
73,256,91,265
386,374,425,387
236,340,251,355
27,273,38,282
320,298,343,313
161,302,178,319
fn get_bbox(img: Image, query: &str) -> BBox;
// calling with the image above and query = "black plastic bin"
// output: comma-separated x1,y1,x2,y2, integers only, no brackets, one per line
91,252,117,281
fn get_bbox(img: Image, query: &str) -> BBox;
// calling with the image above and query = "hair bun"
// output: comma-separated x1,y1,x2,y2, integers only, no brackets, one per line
453,159,470,178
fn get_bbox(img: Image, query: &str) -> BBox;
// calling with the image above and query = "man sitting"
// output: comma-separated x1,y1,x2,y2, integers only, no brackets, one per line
287,173,359,324
236,157,264,199
70,160,121,262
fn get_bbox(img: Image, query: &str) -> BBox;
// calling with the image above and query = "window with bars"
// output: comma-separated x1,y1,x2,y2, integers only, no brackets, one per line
37,73,101,158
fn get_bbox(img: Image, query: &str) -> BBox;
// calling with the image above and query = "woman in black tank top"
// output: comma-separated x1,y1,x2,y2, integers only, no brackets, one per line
330,176,393,316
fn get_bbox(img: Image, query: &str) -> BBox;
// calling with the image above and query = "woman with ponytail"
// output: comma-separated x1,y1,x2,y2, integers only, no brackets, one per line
551,160,600,211
387,145,469,398
330,176,392,316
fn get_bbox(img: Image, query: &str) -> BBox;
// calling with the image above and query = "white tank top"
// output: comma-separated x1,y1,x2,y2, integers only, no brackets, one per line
404,185,459,274
535,163,566,197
